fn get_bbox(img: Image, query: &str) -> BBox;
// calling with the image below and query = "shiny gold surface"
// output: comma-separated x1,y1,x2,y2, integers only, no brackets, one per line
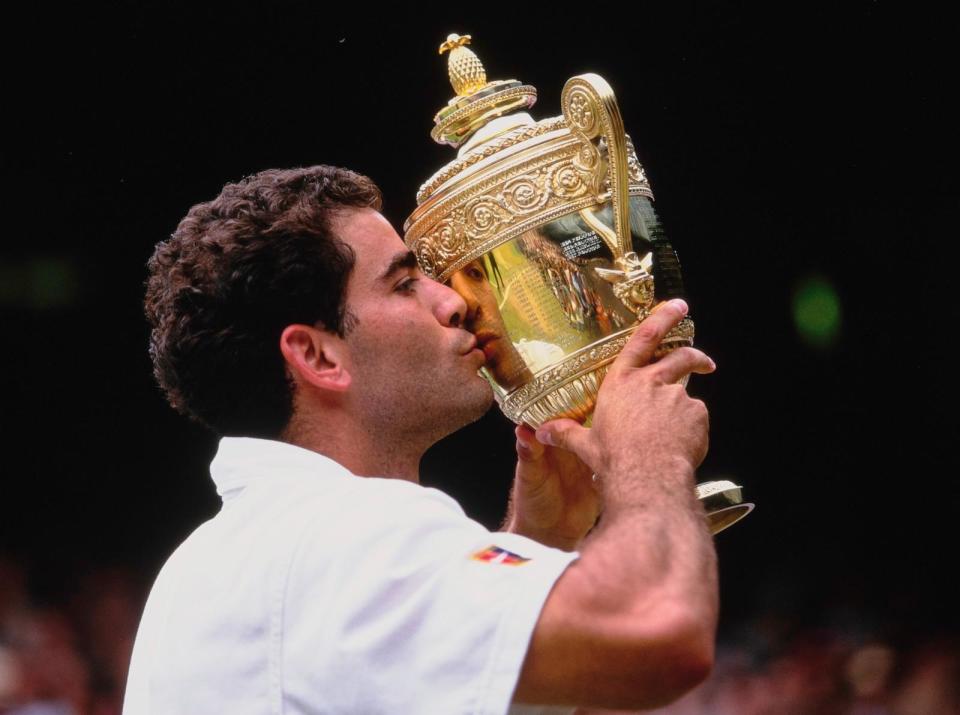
407,34,751,531
562,74,632,258
417,117,568,204
405,131,654,284
407,36,688,425
438,34,487,96
695,481,755,534
432,83,539,149
430,34,538,148
444,196,690,426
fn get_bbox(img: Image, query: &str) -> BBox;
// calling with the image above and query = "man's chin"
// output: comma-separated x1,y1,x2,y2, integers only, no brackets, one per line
465,376,496,420
442,377,495,436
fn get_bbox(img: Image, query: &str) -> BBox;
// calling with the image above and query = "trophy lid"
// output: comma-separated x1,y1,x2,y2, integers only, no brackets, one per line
431,34,538,151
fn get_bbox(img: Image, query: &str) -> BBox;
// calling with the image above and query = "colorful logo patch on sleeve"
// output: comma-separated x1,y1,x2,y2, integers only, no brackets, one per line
470,545,531,565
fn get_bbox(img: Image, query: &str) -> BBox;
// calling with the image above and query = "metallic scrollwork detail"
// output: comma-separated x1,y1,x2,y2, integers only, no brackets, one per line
428,218,466,258
406,130,654,281
572,140,601,173
574,139,606,197
415,242,438,277
547,161,590,199
463,197,508,239
598,136,648,192
502,172,550,214
624,136,648,185
408,141,597,280
563,87,599,138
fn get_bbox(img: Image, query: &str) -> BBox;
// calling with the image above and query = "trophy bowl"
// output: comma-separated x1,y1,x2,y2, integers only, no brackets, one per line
405,34,753,534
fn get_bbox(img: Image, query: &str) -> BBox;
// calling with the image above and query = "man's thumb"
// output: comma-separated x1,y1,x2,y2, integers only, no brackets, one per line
535,419,592,458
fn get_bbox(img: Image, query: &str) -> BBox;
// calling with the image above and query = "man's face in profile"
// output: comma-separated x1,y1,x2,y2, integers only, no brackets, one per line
334,210,493,440
450,259,531,392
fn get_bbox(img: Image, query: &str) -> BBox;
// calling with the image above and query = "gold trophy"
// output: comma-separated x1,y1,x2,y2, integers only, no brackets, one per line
405,34,753,534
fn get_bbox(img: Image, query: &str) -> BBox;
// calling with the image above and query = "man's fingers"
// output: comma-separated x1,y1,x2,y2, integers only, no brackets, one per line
535,419,595,466
515,424,545,462
614,299,689,371
650,347,716,384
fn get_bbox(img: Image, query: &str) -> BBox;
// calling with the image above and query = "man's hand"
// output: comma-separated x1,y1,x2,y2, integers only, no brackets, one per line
534,300,714,494
514,300,720,710
504,424,601,551
503,300,713,551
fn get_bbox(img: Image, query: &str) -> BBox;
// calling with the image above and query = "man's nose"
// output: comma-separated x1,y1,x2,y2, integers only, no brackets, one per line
448,273,479,325
432,279,469,329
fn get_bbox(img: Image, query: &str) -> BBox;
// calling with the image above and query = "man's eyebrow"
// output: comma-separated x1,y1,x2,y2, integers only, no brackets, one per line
378,250,418,281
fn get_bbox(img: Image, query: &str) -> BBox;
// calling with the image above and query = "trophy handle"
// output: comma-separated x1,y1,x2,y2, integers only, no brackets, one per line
561,74,632,258
562,74,694,349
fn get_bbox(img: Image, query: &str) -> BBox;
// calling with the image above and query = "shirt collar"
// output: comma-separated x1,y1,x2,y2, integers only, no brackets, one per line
210,437,352,502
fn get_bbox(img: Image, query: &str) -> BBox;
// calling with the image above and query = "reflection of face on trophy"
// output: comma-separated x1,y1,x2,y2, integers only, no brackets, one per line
451,258,532,391
406,34,753,534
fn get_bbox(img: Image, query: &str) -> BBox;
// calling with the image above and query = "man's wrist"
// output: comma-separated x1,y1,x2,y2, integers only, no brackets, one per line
603,452,695,493
504,518,581,552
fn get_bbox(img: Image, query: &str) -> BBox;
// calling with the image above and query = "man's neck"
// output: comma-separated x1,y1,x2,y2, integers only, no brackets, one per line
281,414,424,483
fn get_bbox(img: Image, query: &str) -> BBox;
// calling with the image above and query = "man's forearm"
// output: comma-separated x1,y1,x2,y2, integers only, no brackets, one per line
580,455,718,639
516,455,718,709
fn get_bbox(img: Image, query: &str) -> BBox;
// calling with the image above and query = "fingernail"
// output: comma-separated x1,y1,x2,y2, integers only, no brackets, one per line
535,428,553,446
653,299,687,315
708,357,717,370
515,425,534,444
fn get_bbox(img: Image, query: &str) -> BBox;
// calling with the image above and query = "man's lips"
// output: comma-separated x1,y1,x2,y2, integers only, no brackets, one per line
459,335,486,366
474,332,500,363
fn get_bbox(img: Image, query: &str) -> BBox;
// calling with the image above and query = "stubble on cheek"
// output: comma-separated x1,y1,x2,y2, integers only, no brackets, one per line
348,310,495,439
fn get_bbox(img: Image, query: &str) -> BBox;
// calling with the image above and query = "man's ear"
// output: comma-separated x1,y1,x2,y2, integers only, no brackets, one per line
279,324,352,392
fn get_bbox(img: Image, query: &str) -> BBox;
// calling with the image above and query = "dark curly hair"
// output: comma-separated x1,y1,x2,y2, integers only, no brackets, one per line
145,165,382,437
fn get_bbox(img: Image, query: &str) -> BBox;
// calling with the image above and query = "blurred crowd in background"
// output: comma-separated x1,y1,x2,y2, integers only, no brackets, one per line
0,558,137,715
1,553,957,715
654,631,959,715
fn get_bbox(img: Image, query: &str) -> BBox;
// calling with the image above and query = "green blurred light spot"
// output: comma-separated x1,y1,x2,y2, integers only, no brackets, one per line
793,275,841,349
0,258,82,309
30,258,79,308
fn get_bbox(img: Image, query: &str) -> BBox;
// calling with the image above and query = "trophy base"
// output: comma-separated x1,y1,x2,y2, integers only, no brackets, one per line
696,480,754,535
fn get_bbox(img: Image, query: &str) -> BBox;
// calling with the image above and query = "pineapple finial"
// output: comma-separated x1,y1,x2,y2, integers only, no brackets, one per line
439,33,487,97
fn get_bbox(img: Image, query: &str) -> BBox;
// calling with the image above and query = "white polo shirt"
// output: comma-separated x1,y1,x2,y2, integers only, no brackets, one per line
123,437,578,715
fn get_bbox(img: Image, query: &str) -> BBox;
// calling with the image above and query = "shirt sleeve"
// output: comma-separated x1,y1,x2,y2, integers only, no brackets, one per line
280,480,579,715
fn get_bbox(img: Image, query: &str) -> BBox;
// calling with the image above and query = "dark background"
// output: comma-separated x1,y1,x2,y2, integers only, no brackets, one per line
3,3,955,641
